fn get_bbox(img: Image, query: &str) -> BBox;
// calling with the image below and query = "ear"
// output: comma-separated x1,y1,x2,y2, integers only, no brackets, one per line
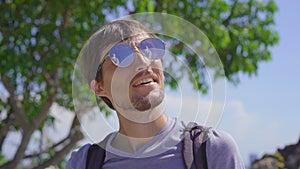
90,80,108,97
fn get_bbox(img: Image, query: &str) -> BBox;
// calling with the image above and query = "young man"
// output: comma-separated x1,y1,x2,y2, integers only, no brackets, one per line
67,20,245,169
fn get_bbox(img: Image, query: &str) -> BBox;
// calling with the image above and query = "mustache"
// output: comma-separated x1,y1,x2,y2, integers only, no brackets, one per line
130,69,159,84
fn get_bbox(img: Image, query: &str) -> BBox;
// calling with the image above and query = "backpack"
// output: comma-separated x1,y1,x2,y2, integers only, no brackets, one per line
86,122,211,169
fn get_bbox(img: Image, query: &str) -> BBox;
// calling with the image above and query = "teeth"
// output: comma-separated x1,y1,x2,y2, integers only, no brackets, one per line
134,78,154,86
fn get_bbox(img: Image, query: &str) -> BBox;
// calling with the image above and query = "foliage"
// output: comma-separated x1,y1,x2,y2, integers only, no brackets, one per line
250,152,286,169
0,0,278,168
274,151,285,169
139,0,279,84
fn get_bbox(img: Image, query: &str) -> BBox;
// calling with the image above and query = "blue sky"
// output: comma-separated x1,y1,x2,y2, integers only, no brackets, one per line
219,0,300,166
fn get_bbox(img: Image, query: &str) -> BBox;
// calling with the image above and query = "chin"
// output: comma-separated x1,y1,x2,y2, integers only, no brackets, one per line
131,90,164,112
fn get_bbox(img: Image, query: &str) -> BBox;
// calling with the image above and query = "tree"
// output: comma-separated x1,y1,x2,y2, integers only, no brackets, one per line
0,0,278,168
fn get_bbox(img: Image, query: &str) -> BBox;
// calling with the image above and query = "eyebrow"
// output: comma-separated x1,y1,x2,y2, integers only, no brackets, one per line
119,35,150,45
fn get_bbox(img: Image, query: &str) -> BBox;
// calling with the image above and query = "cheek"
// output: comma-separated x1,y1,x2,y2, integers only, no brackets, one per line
153,61,164,80
101,64,118,88
160,72,165,89
110,68,133,92
102,72,113,90
115,68,134,82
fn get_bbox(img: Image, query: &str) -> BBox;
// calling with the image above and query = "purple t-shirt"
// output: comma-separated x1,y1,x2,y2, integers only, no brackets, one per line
66,118,245,169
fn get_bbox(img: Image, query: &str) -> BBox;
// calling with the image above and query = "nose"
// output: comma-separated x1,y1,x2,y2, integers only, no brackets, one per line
132,48,153,71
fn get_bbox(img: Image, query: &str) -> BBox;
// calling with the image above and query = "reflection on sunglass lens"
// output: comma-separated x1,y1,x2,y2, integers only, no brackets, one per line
108,38,165,67
140,38,165,60
109,44,134,67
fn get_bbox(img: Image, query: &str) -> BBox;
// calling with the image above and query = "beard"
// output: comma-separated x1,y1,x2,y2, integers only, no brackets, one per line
110,65,165,123
130,89,164,111
112,88,165,123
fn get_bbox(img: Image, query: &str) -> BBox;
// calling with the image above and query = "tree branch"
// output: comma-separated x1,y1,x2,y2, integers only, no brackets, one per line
33,68,61,128
62,6,74,29
24,116,80,159
0,109,13,151
0,67,60,169
32,117,83,169
24,135,69,159
0,126,34,169
222,0,238,27
33,130,83,169
1,75,27,126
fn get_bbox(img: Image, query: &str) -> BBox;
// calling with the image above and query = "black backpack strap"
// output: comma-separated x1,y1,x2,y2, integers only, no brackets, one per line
201,141,208,169
86,134,111,169
86,144,106,169
183,122,211,169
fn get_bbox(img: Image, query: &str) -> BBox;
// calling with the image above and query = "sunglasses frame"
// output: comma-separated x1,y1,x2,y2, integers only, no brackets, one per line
95,37,165,80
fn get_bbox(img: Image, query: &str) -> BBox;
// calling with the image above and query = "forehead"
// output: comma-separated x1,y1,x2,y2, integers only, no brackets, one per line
119,33,153,45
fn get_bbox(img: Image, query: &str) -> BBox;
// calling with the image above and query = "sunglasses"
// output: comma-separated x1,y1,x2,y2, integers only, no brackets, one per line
95,37,165,80
107,37,165,66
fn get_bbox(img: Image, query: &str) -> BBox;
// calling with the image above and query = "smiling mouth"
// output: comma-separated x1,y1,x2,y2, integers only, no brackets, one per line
133,77,155,87
130,68,160,88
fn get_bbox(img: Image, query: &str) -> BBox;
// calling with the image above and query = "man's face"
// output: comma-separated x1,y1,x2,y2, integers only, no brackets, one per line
100,34,165,113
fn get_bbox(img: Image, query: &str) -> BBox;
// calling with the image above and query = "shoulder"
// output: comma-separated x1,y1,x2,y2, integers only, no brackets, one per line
205,129,245,169
66,143,91,169
65,133,113,169
206,129,238,152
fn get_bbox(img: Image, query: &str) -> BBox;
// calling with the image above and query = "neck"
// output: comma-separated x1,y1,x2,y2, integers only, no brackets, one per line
112,103,167,153
118,113,168,138
111,114,167,153
115,100,168,138
111,113,167,153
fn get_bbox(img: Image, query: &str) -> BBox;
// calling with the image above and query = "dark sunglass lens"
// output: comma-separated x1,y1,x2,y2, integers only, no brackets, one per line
140,38,165,60
109,44,134,67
